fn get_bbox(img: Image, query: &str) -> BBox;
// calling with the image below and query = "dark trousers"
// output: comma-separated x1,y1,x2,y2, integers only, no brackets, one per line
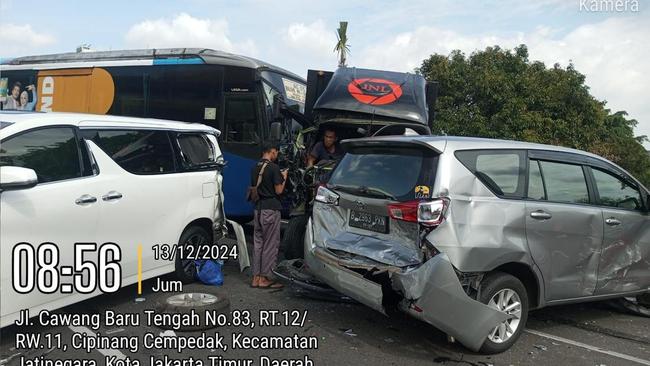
252,209,281,276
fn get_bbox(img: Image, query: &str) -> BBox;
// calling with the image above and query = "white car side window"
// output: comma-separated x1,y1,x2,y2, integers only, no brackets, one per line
0,127,83,183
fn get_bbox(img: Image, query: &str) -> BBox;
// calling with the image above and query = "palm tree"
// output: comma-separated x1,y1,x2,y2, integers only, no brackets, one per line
334,21,350,67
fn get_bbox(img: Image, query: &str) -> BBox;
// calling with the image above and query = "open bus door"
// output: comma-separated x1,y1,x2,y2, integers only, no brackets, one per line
219,92,266,218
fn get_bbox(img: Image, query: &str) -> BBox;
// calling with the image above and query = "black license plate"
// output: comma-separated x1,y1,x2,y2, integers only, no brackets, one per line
349,210,388,233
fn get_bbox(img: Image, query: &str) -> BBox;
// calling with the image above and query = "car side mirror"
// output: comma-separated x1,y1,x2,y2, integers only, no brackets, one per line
270,122,282,141
0,166,38,191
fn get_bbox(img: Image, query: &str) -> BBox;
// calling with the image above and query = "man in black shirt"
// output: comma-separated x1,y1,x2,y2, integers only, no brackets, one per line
250,141,287,288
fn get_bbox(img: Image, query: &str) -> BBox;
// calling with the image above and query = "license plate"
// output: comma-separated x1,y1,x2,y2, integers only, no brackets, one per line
349,210,388,233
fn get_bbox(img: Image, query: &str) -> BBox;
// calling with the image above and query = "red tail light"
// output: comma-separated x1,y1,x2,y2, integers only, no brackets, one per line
388,198,449,227
388,200,419,222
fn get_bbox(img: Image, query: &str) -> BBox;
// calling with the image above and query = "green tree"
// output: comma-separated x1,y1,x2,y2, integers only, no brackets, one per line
334,21,350,67
419,45,650,188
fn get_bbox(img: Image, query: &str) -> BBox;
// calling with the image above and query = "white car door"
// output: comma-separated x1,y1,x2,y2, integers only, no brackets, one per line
0,126,101,326
82,129,190,284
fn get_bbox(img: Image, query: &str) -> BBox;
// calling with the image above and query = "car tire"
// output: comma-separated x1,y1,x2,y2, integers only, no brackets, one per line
175,225,212,284
282,215,308,259
153,288,230,332
478,272,529,354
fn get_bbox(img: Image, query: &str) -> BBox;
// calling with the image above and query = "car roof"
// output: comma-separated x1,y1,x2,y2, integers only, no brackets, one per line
340,134,646,185
0,111,220,137
343,134,600,157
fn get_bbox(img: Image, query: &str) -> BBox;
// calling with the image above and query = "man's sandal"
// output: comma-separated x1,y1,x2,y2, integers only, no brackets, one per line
258,281,284,289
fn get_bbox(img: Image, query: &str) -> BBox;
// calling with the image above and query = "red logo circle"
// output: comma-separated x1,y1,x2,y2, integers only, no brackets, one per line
347,78,403,105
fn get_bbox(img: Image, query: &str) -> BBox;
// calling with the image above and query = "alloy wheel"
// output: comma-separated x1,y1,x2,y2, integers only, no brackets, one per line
486,288,522,343
166,293,219,307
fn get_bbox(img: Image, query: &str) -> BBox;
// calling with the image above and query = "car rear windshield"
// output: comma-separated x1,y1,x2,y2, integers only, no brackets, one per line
328,147,438,201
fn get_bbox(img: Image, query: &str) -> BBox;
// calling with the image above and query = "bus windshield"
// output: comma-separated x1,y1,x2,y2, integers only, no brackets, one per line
261,71,306,112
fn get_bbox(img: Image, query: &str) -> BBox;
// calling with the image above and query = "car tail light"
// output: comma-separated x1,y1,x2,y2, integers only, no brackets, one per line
417,198,449,227
315,186,339,205
388,198,449,227
388,200,419,222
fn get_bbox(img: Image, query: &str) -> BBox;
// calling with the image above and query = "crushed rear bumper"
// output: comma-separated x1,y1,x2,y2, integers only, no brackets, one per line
304,217,509,351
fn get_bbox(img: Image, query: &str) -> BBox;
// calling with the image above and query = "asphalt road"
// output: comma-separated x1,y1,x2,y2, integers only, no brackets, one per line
1,231,649,366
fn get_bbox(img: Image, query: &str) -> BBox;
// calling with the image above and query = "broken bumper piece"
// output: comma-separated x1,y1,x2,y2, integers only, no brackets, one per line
304,219,510,351
391,254,510,351
304,219,384,313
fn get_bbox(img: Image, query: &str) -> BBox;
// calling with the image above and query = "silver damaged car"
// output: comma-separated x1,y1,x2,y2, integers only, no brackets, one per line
303,135,650,353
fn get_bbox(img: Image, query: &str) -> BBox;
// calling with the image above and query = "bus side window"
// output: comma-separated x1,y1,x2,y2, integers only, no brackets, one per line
223,95,260,143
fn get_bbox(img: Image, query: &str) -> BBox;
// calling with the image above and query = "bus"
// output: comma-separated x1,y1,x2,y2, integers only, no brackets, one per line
0,48,307,219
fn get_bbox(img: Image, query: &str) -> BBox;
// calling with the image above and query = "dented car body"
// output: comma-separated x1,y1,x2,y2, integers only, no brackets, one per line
303,135,650,353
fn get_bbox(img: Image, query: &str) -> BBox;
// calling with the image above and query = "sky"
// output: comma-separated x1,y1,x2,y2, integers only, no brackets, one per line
1,0,649,147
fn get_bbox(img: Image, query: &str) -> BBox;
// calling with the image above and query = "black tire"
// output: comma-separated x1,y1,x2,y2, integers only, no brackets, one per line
478,272,529,354
153,288,230,332
282,215,309,259
175,225,212,284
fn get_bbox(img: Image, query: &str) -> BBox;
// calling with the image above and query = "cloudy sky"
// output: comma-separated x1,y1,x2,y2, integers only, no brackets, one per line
1,0,648,146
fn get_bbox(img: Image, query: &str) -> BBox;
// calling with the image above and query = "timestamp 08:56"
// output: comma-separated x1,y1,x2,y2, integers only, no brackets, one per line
12,242,122,295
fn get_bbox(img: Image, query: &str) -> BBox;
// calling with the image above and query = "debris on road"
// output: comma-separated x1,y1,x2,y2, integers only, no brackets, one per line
609,295,650,317
105,328,125,335
341,329,357,337
160,330,177,337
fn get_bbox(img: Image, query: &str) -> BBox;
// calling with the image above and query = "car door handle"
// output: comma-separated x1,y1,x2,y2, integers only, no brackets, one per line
530,210,552,220
75,194,97,205
605,217,621,226
102,191,123,201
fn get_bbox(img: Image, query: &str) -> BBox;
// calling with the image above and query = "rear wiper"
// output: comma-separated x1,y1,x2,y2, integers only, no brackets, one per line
329,184,396,200
358,186,396,200
327,184,360,196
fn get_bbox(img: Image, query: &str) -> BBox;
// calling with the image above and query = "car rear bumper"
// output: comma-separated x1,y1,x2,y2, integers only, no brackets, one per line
304,217,510,351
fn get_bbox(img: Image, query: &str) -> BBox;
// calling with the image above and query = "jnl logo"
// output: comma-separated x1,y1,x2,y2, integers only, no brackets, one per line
359,81,391,95
348,78,403,105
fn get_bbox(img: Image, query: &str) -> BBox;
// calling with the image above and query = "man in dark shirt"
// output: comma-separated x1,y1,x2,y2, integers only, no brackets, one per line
307,128,344,167
250,141,287,288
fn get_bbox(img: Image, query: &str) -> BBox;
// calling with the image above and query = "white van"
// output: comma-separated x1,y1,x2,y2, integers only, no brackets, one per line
0,111,249,328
